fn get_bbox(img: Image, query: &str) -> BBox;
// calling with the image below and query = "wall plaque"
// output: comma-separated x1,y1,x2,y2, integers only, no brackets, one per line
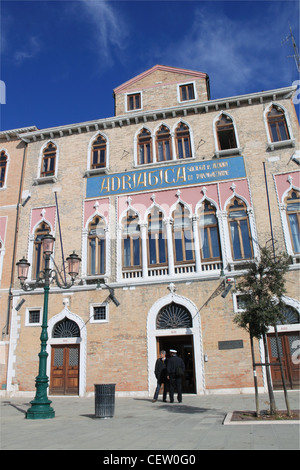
218,340,244,350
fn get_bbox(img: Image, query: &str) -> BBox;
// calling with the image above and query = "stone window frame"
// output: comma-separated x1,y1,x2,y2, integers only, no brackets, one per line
25,307,42,327
34,140,59,185
212,111,242,158
89,302,109,324
125,91,142,112
133,120,195,167
85,131,110,176
264,102,295,151
177,81,198,103
81,205,110,283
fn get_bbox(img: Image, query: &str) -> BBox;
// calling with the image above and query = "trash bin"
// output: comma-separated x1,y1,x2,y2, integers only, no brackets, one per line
94,384,116,418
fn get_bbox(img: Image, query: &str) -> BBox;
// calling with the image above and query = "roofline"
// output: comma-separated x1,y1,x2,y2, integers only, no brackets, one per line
0,126,38,140
113,64,208,95
14,85,296,142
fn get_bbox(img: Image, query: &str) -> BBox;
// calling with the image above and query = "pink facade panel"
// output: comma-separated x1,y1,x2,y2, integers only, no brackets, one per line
84,198,110,227
274,171,300,203
30,206,56,234
117,179,249,220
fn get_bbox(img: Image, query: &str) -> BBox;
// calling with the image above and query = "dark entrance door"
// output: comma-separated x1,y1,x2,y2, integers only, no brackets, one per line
267,332,300,390
158,335,196,393
50,345,80,395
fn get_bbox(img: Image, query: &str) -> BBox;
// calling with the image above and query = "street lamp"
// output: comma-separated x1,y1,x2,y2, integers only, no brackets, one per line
16,234,81,420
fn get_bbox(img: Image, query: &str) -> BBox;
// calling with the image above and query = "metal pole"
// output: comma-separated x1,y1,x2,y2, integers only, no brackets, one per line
26,253,55,419
54,191,66,283
250,333,260,416
263,162,275,255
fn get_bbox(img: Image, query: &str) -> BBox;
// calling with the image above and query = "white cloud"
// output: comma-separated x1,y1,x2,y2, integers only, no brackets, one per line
78,0,129,64
14,36,41,65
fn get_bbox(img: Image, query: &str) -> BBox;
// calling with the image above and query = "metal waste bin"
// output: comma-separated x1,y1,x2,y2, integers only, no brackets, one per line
94,384,115,418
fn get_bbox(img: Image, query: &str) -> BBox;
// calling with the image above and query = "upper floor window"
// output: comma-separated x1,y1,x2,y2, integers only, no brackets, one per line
127,93,141,111
267,105,290,143
147,208,167,266
156,125,172,162
216,114,237,151
286,189,300,253
172,203,194,264
198,201,221,261
91,135,107,169
32,222,50,279
0,150,8,188
179,83,195,102
175,123,192,159
88,216,106,275
138,128,153,165
228,198,253,261
41,142,56,177
122,210,141,269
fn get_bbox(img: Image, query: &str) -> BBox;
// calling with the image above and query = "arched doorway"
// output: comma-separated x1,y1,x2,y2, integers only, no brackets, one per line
147,292,204,396
156,303,195,393
50,318,80,395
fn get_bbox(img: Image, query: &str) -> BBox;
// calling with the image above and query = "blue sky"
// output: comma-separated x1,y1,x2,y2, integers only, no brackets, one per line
0,0,299,131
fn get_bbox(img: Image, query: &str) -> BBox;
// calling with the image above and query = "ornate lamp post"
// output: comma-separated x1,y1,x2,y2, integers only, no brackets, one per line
16,234,81,420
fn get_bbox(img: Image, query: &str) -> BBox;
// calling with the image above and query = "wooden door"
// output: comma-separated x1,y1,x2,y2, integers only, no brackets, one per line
268,332,300,390
50,345,79,395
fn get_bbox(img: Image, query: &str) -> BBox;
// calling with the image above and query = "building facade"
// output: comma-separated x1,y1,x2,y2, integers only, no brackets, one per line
0,126,37,389
2,65,299,397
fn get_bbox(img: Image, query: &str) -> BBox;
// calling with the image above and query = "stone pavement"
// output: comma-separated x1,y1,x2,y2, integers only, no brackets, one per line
1,391,299,451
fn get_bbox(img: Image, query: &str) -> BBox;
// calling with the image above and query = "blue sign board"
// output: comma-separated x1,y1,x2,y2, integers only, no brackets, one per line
86,156,246,198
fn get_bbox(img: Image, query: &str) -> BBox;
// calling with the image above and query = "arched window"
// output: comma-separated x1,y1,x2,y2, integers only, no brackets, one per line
91,134,107,169
138,128,152,165
198,201,221,261
32,222,51,279
175,122,192,159
122,210,141,268
156,125,172,162
286,189,300,253
280,305,300,324
267,105,290,143
147,207,167,266
52,318,80,338
0,150,8,188
156,302,192,329
88,216,106,275
41,142,57,177
216,114,237,150
228,198,253,260
172,203,194,264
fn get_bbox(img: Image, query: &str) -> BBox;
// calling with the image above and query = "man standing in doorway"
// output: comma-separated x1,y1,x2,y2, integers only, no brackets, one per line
152,350,168,402
167,349,185,403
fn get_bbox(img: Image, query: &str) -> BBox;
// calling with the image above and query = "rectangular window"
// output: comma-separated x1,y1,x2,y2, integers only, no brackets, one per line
26,308,42,326
127,93,141,111
93,306,107,321
179,83,195,102
90,304,108,323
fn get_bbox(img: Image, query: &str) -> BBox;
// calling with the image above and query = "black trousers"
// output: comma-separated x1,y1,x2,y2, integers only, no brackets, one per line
169,376,183,403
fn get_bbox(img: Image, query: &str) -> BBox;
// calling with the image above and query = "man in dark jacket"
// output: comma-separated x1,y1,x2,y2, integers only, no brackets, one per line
167,349,185,403
152,350,168,402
